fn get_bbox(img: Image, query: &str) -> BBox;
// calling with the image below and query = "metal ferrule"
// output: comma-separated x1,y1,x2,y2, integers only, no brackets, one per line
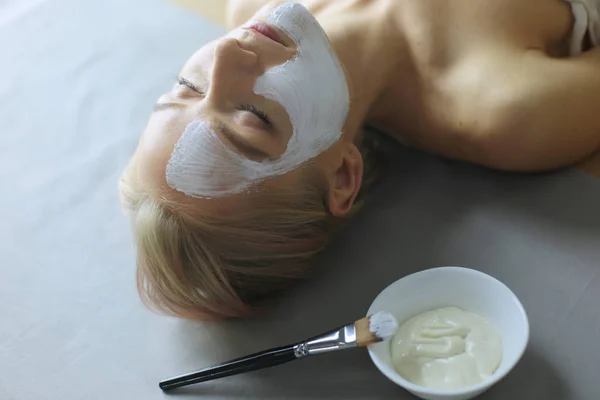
293,323,357,358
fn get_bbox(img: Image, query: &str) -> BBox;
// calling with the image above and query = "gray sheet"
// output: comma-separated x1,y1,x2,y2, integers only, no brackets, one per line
1,0,599,399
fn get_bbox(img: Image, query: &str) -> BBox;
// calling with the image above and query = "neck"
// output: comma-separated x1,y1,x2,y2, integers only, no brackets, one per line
312,1,405,142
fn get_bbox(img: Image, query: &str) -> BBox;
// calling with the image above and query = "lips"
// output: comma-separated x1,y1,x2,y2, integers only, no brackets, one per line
244,22,285,46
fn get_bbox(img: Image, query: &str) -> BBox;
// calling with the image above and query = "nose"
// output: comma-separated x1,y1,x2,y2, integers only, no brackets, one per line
207,37,258,105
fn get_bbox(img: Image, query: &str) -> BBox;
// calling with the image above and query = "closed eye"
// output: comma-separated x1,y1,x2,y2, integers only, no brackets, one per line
176,76,271,127
178,76,204,94
237,104,272,127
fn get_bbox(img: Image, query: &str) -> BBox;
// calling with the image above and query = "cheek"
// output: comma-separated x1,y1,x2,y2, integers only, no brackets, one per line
253,1,287,20
166,120,253,198
259,163,306,191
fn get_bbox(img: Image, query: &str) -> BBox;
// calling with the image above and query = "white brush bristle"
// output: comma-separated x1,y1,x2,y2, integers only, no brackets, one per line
369,311,399,340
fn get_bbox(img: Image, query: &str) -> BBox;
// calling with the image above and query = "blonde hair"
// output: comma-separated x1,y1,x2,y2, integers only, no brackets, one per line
119,136,381,319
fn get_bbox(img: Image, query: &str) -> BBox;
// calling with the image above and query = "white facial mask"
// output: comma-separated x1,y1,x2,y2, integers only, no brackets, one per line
166,2,350,198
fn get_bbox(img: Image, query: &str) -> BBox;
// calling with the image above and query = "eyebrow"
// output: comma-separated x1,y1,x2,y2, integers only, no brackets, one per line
153,102,185,112
212,121,271,161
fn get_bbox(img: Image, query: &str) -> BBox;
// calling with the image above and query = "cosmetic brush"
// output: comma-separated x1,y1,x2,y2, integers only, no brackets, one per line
159,311,398,391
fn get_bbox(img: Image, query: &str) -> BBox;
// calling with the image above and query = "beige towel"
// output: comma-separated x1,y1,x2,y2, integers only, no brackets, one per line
566,0,600,55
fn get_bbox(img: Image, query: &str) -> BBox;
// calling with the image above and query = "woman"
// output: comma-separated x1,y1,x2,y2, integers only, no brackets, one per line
120,0,600,319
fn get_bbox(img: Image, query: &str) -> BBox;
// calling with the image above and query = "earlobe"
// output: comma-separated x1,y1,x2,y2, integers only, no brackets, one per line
327,144,364,217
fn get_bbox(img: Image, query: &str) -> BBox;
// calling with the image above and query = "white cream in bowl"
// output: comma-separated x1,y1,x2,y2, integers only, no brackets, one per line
366,267,529,400
390,307,503,389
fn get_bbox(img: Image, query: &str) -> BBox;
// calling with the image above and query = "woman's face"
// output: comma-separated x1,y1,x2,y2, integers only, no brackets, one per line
136,3,350,207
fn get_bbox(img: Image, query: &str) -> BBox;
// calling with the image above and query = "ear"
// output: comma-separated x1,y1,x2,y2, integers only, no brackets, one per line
327,144,364,217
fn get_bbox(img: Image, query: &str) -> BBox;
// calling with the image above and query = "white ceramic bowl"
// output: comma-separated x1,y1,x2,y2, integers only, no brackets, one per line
367,267,529,400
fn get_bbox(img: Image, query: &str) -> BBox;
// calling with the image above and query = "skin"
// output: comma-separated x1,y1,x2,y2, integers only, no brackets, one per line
137,0,600,217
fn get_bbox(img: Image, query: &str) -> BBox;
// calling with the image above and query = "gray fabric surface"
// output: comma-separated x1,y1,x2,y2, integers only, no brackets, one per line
1,0,599,399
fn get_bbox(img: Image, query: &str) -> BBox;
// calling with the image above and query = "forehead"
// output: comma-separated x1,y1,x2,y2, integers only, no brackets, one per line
181,39,216,71
136,105,201,204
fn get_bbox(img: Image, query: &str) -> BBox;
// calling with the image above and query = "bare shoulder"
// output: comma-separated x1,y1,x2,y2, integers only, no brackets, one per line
430,47,600,171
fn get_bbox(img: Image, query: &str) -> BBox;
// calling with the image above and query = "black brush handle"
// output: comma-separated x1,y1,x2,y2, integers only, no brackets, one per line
159,344,298,391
